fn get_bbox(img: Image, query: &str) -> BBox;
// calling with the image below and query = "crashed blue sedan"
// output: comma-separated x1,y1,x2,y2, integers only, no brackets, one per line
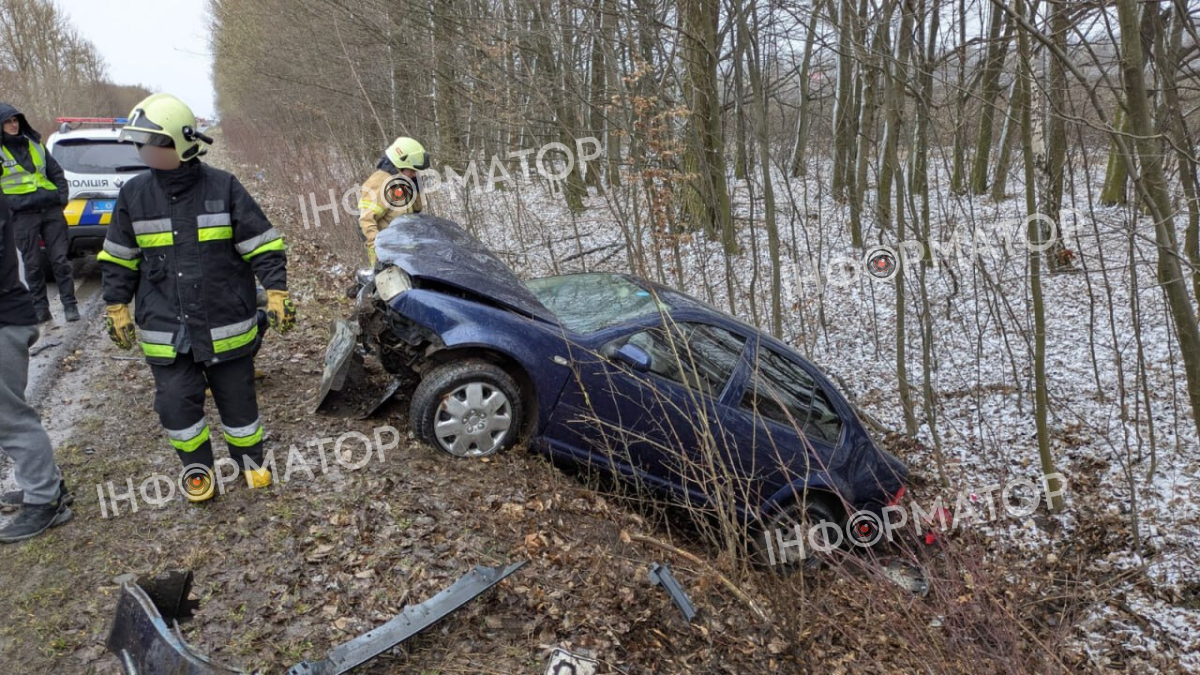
321,214,907,559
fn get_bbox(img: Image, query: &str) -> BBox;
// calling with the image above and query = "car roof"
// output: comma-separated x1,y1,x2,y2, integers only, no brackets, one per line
47,128,125,144
636,277,728,313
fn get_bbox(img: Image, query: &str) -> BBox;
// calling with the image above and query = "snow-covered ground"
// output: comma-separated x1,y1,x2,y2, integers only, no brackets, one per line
426,156,1200,671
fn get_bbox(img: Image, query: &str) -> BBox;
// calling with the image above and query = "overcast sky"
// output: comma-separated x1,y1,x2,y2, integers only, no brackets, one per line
55,0,216,118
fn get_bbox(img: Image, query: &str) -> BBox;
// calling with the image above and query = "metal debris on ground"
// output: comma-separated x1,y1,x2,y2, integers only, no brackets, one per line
648,562,697,623
287,561,526,675
545,647,599,675
108,562,527,675
107,570,242,675
361,376,405,418
312,318,365,415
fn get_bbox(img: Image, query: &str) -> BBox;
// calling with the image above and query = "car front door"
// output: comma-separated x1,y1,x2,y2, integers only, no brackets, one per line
543,320,748,500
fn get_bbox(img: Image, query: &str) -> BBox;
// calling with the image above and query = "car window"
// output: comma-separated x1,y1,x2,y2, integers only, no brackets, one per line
50,139,146,174
621,322,745,397
526,273,663,333
741,347,843,445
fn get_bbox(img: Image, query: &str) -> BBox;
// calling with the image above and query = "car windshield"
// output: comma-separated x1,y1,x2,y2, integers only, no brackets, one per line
526,273,664,333
51,139,146,174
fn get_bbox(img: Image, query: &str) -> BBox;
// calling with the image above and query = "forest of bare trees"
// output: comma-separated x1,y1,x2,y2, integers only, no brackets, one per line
1,0,1199,669
205,1,1200,667
0,0,150,131
212,0,1200,487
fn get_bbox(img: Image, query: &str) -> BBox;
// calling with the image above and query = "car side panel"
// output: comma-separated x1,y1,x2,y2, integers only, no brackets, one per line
541,337,707,495
389,289,576,431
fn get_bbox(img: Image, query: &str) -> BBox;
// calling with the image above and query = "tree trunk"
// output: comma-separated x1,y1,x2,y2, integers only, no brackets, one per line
915,0,948,486
532,0,586,212
736,0,782,337
1155,0,1200,306
968,0,1011,195
586,0,608,190
733,22,749,182
850,2,886,249
1014,0,1061,512
830,0,856,201
788,0,822,178
990,77,1021,201
1115,0,1200,445
949,0,968,194
432,0,465,167
880,0,917,436
1041,0,1069,272
1099,103,1130,206
679,0,734,248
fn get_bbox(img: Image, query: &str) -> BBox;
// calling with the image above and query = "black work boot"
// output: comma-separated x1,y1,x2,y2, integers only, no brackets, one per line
0,490,22,510
0,501,73,543
34,306,52,324
0,480,74,512
63,304,81,322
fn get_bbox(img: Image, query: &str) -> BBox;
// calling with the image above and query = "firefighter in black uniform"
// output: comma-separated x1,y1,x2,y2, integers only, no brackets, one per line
99,94,295,502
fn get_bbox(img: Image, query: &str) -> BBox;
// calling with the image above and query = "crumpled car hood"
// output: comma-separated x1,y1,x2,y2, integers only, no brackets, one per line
374,214,557,324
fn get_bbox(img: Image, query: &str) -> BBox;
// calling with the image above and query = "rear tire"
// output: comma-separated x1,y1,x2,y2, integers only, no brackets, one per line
752,495,843,573
410,359,524,459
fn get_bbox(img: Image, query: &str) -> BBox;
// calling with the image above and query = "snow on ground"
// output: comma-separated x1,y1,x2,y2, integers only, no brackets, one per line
427,156,1200,670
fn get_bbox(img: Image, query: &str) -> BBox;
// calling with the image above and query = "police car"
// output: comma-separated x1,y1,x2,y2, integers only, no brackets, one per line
45,117,149,257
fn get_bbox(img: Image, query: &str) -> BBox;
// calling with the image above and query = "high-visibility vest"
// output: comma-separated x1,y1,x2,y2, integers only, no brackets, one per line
0,140,58,195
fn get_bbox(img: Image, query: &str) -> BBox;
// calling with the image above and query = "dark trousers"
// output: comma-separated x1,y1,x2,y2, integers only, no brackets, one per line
13,208,76,312
150,353,264,471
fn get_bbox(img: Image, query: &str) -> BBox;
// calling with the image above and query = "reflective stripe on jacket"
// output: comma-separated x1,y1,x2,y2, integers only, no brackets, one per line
358,169,423,247
0,141,57,195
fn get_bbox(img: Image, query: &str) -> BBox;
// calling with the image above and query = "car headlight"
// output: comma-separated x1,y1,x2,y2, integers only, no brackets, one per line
375,266,412,302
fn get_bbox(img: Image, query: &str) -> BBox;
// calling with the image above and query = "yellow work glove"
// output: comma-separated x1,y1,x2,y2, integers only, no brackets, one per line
366,244,378,267
266,290,296,332
105,304,136,350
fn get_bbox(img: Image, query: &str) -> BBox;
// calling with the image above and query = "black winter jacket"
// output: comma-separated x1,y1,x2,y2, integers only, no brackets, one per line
0,103,68,214
99,160,287,365
0,192,37,327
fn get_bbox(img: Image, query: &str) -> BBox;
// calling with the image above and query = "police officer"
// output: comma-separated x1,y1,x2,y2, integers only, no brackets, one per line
99,94,295,502
358,137,428,265
0,104,78,323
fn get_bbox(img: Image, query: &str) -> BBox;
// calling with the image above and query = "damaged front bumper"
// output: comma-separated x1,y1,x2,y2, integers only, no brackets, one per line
108,562,526,675
313,272,442,418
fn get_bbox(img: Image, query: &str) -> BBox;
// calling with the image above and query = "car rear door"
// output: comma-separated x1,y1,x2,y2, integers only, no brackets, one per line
717,340,847,507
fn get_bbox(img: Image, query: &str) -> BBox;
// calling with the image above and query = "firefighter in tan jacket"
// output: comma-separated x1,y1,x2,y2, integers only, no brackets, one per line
359,137,429,265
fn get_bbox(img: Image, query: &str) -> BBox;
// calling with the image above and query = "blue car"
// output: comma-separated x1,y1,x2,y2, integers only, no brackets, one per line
326,214,907,560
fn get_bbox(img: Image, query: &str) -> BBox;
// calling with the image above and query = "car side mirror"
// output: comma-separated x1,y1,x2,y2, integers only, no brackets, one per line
612,343,651,372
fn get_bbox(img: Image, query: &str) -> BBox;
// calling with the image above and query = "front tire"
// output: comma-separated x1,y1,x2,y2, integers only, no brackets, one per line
410,359,523,458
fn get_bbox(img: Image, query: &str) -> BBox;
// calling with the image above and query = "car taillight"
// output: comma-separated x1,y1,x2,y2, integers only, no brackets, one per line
886,485,906,507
